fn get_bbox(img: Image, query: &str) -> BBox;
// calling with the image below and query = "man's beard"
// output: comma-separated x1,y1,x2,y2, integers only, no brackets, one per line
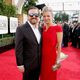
30,19,37,25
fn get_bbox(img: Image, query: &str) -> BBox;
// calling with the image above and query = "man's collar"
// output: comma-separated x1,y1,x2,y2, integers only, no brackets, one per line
28,21,38,29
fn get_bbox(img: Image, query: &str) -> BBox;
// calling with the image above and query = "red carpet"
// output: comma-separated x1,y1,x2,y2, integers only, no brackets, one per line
0,49,22,80
0,46,80,80
57,46,80,80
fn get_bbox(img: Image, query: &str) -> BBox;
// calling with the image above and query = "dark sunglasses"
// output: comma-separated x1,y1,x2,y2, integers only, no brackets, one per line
28,13,39,17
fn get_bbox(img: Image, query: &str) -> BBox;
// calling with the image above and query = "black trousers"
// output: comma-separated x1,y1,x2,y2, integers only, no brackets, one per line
63,37,69,47
23,67,40,80
77,38,80,48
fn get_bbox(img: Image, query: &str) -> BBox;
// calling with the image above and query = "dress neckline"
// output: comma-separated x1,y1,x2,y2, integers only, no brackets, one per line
44,26,54,32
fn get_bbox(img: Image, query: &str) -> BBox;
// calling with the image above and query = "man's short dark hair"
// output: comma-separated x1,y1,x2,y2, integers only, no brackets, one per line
27,6,39,13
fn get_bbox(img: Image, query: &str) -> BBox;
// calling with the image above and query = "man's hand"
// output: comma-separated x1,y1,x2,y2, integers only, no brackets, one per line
78,36,80,38
17,65,25,73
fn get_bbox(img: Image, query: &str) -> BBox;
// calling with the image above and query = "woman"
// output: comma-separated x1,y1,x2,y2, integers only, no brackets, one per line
40,6,63,80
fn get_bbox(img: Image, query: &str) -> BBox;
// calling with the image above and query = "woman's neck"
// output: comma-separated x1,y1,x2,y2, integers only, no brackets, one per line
46,23,53,29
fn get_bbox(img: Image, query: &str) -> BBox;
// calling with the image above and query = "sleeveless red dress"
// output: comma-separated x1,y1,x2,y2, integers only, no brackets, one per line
40,25,62,80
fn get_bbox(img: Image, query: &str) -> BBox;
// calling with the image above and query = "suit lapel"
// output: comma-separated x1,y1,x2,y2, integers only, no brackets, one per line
25,22,39,44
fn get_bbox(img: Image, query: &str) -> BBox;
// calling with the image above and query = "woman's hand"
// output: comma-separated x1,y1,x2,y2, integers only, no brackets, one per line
52,63,61,71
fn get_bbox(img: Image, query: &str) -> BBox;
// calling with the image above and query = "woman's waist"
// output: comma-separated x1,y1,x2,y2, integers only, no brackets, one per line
42,47,56,52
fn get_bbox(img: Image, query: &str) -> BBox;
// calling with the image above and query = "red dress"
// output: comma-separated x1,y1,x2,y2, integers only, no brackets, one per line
40,25,62,80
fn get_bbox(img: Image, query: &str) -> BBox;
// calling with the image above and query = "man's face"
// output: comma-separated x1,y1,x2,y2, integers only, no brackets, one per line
28,9,39,25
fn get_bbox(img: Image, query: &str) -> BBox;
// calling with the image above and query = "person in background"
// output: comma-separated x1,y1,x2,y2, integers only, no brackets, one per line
40,6,63,80
75,23,80,48
71,22,78,48
62,21,69,47
15,6,42,80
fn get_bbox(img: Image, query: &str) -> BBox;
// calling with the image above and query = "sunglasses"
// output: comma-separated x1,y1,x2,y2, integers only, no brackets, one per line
28,13,39,17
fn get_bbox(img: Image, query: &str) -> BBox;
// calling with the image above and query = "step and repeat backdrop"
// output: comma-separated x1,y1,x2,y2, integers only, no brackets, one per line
0,15,18,47
0,16,8,34
0,15,18,34
10,17,18,33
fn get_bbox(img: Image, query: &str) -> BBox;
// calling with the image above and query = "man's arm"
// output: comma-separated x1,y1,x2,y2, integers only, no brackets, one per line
15,27,24,72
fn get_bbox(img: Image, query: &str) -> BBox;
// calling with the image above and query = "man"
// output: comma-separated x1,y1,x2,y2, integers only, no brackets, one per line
15,6,41,80
62,21,69,47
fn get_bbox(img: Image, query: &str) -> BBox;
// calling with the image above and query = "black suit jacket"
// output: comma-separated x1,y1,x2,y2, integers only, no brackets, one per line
15,22,42,71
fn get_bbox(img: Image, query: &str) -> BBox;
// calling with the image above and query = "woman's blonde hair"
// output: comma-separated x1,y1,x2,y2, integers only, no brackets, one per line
42,6,53,16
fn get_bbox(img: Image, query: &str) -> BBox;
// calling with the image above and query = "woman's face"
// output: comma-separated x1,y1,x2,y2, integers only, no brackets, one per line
42,11,53,25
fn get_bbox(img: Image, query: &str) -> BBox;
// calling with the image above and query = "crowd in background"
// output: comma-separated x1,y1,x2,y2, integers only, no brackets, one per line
62,21,80,48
